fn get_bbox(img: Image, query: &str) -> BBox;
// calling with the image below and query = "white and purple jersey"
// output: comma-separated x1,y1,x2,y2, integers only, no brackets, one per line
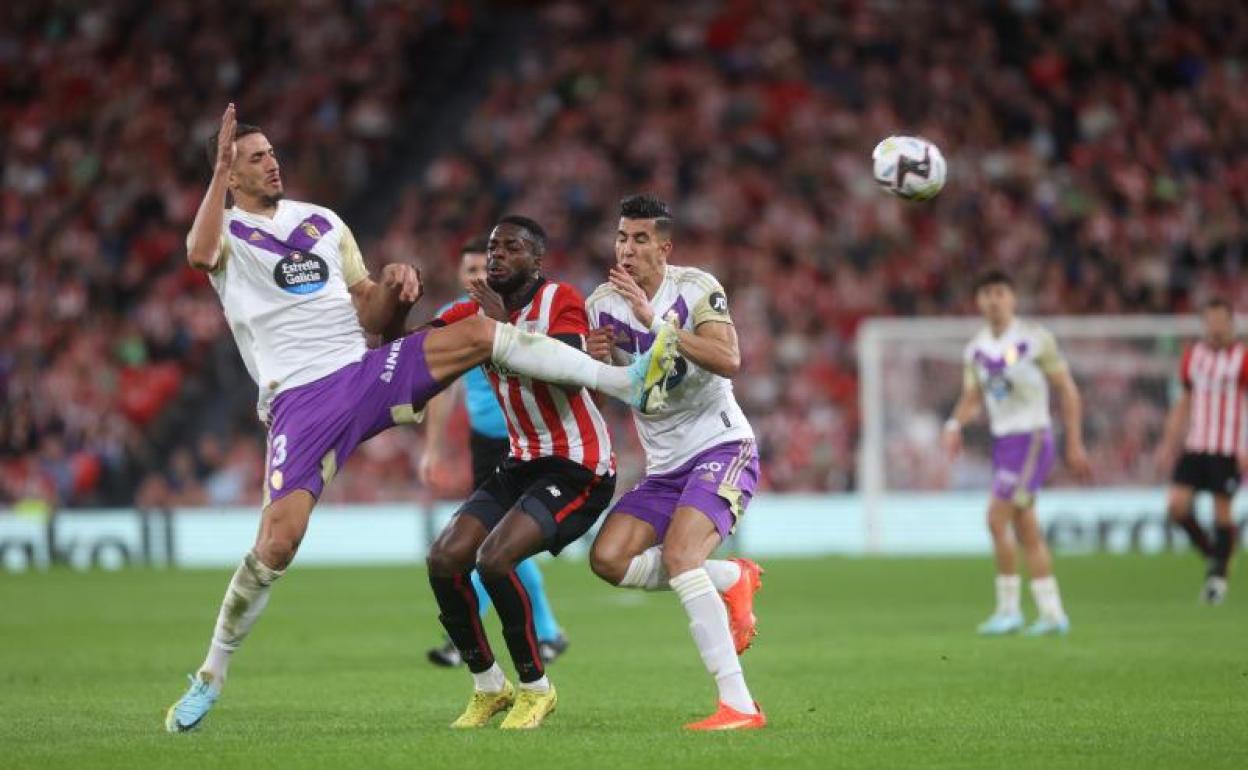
198,199,370,421
963,319,1067,437
586,265,753,474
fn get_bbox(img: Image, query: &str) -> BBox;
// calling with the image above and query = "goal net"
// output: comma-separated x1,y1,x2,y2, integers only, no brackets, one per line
856,315,1202,552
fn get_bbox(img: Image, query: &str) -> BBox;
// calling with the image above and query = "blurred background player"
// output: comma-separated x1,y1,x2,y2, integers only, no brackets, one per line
1157,298,1247,605
943,270,1090,637
585,194,765,731
166,108,676,733
424,216,635,730
421,237,568,667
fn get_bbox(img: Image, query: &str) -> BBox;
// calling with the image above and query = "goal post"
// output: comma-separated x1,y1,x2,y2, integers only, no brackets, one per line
856,315,1203,554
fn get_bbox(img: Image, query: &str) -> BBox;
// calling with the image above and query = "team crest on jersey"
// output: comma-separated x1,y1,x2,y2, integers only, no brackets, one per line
302,222,322,240
273,250,329,295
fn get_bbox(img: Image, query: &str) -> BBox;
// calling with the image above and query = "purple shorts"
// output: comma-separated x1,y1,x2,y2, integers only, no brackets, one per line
991,429,1056,506
264,331,443,505
612,439,759,541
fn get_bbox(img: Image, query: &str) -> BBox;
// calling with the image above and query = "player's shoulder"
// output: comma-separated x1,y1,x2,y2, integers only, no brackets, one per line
670,264,723,294
545,279,584,300
1016,318,1057,345
585,281,616,309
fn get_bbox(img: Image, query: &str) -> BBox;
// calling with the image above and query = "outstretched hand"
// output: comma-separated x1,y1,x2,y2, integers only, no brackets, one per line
215,103,237,172
382,263,422,304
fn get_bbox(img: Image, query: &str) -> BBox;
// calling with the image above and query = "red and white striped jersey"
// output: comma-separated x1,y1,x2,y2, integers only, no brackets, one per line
436,279,615,476
1181,341,1248,456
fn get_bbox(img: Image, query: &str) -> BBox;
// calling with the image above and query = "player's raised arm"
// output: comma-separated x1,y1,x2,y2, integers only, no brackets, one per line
186,104,237,271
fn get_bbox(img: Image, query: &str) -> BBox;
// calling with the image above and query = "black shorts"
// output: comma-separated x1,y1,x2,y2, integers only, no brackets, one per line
469,431,510,490
1173,452,1241,496
460,456,616,555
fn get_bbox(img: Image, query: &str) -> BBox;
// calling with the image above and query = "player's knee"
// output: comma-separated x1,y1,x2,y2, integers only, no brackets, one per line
426,541,469,577
256,533,300,571
589,544,627,586
474,541,517,582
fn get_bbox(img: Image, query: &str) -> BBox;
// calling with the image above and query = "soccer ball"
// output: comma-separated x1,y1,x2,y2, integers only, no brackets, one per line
872,136,946,201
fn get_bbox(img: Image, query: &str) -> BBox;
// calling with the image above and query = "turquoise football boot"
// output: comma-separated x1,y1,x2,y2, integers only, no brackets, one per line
1023,616,1071,637
627,319,680,415
976,612,1024,636
165,673,220,733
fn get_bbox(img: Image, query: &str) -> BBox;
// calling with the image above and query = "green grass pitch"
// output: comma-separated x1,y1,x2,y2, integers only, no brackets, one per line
2,554,1246,769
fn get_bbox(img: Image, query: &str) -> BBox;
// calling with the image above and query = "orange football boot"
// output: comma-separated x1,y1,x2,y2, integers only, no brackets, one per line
684,701,767,731
721,557,763,654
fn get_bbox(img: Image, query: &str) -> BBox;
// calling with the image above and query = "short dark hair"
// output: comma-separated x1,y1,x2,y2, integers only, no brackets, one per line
206,123,263,168
495,215,547,256
973,269,1014,294
1205,297,1233,314
619,193,674,235
460,236,488,256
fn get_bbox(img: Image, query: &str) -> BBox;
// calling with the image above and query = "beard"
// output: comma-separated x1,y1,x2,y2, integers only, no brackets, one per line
487,270,530,296
259,190,284,208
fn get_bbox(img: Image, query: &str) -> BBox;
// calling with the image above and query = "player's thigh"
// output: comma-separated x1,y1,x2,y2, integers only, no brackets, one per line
986,497,1015,536
1166,484,1196,517
670,439,761,551
429,472,515,574
589,511,661,581
1010,504,1046,548
422,317,496,383
511,461,615,557
255,490,315,569
662,505,724,575
476,508,550,578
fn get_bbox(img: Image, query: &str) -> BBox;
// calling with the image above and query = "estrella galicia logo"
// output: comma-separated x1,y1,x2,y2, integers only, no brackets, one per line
273,251,329,295
709,291,728,314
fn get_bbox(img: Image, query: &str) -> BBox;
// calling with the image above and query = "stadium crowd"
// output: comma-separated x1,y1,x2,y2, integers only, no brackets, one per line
4,0,1248,508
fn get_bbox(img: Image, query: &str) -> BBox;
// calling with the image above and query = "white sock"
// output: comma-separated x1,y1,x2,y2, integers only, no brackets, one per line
669,568,756,715
198,551,284,688
472,662,507,693
705,560,742,592
1030,576,1066,621
620,546,668,590
619,548,742,592
995,574,1021,617
519,675,551,693
491,323,634,402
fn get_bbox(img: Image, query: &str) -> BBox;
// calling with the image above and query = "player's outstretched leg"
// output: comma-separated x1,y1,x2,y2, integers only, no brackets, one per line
977,500,1024,635
165,491,310,733
1016,506,1069,636
422,316,680,415
427,514,515,728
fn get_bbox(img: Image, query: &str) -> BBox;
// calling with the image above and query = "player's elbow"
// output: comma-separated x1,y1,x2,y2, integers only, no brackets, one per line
186,249,216,271
716,351,741,378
